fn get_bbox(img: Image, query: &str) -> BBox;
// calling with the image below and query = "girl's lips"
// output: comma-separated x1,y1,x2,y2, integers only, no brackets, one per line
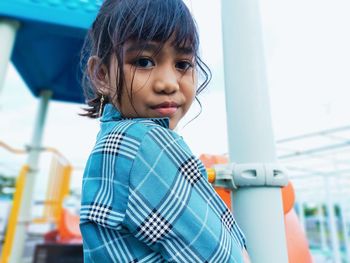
153,107,178,116
151,102,179,116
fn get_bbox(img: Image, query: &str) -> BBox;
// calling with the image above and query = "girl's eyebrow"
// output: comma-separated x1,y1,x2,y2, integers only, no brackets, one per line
175,46,194,55
125,42,158,53
125,42,194,55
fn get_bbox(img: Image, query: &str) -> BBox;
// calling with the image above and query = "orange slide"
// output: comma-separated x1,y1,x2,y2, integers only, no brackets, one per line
282,182,313,263
200,154,312,263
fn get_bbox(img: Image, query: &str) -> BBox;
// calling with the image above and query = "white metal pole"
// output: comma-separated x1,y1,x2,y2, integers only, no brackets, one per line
317,202,328,252
9,90,52,263
221,0,288,262
0,19,20,96
325,176,341,263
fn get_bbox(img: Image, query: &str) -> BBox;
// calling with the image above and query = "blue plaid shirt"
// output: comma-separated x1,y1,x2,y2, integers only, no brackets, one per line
80,104,246,262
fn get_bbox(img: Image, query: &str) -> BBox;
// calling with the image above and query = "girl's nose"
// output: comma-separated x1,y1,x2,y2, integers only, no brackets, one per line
153,70,180,94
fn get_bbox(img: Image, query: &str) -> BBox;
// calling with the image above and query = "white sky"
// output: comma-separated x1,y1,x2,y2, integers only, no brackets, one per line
1,0,350,191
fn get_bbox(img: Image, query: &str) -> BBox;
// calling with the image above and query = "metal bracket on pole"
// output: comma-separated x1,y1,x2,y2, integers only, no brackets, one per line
212,163,289,190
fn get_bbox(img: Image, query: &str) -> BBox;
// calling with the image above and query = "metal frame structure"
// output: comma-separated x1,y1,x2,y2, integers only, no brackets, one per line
277,126,350,263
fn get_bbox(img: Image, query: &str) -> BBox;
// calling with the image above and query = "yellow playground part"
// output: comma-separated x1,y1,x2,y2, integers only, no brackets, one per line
0,142,72,263
33,157,72,224
0,165,29,263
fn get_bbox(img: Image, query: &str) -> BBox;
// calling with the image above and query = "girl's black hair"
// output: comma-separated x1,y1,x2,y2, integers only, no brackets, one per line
80,0,211,118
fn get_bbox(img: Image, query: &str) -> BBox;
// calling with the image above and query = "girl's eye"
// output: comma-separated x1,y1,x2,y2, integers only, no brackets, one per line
134,58,155,68
176,61,193,71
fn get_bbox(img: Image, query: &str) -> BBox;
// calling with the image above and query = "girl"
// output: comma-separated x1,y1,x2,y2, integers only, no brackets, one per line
79,0,249,262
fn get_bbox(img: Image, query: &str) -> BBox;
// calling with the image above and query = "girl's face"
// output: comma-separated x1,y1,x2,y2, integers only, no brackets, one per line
110,40,197,129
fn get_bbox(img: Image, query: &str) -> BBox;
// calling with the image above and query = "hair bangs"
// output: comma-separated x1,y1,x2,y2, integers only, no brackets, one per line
114,0,198,53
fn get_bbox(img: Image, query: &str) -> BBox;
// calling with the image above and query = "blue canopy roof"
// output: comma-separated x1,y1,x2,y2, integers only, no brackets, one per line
0,0,101,103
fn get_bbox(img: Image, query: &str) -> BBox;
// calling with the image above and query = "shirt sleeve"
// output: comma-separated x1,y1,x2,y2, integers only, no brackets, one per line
123,126,246,263
80,123,142,231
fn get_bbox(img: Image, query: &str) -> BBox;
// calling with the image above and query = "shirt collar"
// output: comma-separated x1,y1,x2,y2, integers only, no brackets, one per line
101,103,170,128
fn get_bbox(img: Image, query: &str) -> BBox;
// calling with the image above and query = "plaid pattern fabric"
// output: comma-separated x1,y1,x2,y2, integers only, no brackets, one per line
80,104,246,263
138,209,172,244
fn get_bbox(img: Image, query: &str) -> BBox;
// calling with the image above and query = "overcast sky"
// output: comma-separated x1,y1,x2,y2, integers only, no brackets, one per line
1,0,350,191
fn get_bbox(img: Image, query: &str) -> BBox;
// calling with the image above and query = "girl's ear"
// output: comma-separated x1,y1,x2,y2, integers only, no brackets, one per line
87,56,111,96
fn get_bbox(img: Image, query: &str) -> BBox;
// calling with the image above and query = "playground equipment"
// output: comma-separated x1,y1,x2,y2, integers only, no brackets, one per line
278,126,350,262
221,0,288,261
43,208,82,244
32,243,83,263
0,0,97,102
0,19,18,95
200,154,232,207
0,0,338,262
0,165,29,263
0,147,314,262
0,141,73,263
201,154,313,263
0,1,98,261
33,152,72,225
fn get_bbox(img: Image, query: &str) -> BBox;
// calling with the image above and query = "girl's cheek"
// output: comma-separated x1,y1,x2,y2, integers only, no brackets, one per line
191,68,198,83
126,71,151,93
135,81,151,95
